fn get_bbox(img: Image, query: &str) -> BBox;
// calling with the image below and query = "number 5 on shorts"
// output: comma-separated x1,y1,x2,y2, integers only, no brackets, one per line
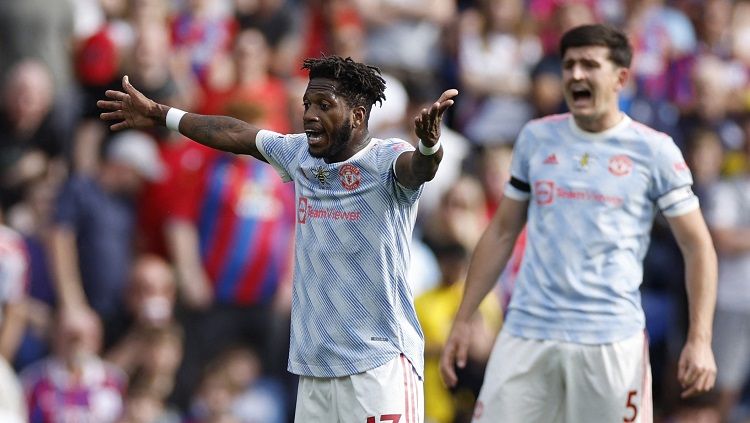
367,415,401,423
623,390,638,422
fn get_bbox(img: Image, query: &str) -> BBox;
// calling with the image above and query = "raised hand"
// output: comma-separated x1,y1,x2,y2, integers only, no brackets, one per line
414,88,459,147
97,75,163,131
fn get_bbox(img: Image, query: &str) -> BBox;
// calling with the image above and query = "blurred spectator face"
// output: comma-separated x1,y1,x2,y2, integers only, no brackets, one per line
129,0,169,25
701,0,731,44
562,46,627,124
687,129,724,185
127,255,176,326
221,348,261,392
532,72,564,116
53,309,103,367
99,0,128,19
479,145,513,206
132,22,171,88
332,23,366,62
120,393,163,423
691,55,730,120
731,2,750,65
234,29,271,79
484,0,523,31
554,3,596,34
2,60,54,130
192,372,235,420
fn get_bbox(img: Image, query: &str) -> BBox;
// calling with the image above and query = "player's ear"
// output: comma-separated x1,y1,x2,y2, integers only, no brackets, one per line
615,67,630,91
351,105,366,129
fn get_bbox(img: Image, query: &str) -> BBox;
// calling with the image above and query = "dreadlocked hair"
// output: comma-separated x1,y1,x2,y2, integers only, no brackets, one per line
302,56,386,117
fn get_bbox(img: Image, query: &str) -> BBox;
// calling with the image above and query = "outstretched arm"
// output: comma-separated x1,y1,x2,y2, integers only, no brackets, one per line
440,196,528,387
98,76,267,162
394,88,458,189
667,209,718,398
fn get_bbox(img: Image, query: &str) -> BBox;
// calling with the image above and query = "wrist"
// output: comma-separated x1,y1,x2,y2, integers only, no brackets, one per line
166,107,187,132
418,139,441,156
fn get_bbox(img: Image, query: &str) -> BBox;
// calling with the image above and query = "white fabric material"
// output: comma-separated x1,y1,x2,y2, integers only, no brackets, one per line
294,354,423,423
166,107,187,132
256,130,425,378
474,331,652,423
417,139,440,156
504,113,695,344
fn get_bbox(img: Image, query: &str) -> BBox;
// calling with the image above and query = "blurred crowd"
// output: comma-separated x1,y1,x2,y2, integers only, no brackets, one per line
0,0,749,422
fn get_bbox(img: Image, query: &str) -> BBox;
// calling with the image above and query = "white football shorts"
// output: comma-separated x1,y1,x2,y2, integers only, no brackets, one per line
472,330,652,423
295,354,424,423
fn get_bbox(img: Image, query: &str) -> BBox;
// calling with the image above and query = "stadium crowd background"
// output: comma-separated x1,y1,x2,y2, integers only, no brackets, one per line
0,0,749,422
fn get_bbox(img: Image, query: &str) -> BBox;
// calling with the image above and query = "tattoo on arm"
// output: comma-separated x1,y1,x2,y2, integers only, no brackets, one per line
181,115,263,159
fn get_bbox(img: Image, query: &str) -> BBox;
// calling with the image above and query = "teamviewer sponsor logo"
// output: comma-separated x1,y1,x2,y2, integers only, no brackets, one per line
297,196,308,224
534,180,555,205
297,196,361,224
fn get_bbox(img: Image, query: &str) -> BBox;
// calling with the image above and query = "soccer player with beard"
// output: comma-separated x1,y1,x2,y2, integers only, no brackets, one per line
98,56,458,422
440,24,717,422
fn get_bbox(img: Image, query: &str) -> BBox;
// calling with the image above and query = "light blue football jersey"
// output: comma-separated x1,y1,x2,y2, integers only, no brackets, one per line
256,130,425,377
503,114,698,344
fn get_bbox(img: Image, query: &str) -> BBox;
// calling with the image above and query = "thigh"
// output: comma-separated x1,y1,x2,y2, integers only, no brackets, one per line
294,376,335,423
338,354,423,423
713,308,750,391
563,332,652,423
473,331,564,423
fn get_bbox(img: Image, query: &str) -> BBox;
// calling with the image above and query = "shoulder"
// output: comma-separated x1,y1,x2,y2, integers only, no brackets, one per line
521,113,571,138
628,119,673,143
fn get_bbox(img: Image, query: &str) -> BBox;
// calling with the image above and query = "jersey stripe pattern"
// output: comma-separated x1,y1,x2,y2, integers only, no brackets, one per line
504,114,697,344
257,130,425,378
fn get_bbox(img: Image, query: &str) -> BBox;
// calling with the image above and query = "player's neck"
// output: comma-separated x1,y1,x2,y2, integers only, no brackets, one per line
573,111,624,133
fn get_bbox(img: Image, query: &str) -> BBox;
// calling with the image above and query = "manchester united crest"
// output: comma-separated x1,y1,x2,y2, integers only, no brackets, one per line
608,154,633,176
339,164,361,191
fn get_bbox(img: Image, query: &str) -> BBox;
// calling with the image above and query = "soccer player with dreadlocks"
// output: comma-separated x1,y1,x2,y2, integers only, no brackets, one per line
98,56,458,421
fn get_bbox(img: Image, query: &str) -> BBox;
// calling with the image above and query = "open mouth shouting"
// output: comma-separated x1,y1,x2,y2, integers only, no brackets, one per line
570,86,593,108
305,127,326,146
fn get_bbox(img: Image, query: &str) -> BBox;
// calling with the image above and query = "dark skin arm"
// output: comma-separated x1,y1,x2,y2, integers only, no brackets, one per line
98,76,267,161
395,89,459,189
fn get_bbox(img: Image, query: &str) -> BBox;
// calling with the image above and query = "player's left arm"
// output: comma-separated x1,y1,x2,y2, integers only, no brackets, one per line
666,208,718,398
395,89,458,189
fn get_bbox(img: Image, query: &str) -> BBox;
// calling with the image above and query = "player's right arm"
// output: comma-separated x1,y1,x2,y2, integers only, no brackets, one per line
98,76,267,162
440,195,528,387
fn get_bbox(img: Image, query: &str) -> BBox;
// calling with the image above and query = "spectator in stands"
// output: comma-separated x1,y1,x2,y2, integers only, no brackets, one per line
21,308,126,423
48,130,164,347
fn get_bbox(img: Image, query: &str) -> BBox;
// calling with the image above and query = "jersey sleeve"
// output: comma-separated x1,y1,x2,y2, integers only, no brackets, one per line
649,138,698,217
255,130,305,182
504,124,533,201
383,139,423,205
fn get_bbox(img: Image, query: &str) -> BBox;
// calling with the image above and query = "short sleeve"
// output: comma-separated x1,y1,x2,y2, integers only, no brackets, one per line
255,130,304,182
504,124,533,201
650,138,698,217
384,139,423,205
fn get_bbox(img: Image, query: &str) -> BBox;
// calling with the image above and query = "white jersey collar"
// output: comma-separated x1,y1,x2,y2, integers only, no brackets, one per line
568,113,631,141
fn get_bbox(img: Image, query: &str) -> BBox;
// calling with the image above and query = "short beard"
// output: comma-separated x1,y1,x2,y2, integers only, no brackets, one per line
310,117,352,160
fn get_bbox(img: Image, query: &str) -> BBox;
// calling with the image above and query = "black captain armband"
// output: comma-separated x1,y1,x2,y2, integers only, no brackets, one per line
509,177,531,193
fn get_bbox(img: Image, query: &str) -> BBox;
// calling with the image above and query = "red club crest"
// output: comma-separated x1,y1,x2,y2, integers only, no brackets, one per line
339,164,361,191
608,155,633,176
